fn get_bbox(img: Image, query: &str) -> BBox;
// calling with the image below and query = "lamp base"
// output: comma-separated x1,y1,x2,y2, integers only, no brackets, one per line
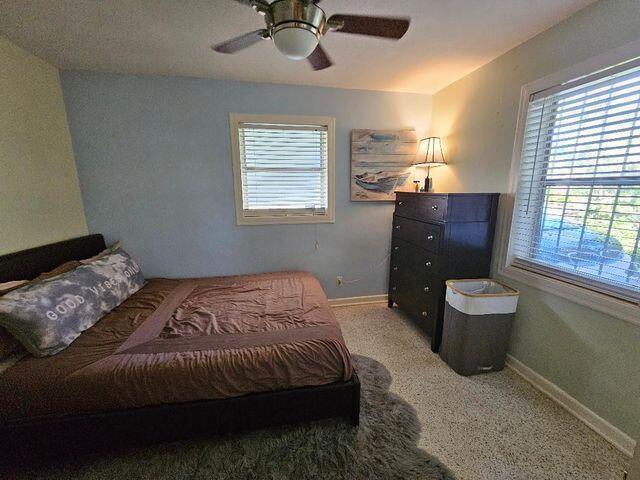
424,176,433,192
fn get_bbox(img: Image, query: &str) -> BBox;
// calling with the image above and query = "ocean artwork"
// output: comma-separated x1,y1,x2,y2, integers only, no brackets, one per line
351,129,418,201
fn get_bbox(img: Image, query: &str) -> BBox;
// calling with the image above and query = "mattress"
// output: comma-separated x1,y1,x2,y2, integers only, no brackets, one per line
0,272,353,424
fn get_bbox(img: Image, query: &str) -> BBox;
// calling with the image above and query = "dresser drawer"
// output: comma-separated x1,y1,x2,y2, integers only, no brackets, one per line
392,215,441,253
394,196,416,218
389,271,439,299
414,195,447,222
395,193,448,223
392,284,439,336
390,238,439,280
389,269,440,302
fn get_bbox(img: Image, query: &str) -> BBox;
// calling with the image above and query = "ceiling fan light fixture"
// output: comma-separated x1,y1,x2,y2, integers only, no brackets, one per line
272,23,320,60
212,0,411,71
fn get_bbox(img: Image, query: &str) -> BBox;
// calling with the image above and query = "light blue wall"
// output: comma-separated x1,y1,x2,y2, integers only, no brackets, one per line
60,72,432,298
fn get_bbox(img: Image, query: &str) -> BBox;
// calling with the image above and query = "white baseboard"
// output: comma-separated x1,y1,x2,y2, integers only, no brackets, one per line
506,354,636,457
328,294,388,307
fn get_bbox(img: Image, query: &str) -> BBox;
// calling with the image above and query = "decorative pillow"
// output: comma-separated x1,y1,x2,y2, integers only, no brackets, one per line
0,263,82,361
0,248,145,357
0,260,92,361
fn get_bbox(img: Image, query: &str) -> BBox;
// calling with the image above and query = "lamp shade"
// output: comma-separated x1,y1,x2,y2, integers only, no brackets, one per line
413,137,446,167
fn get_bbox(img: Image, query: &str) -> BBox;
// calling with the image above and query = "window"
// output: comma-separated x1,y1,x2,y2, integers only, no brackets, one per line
508,59,640,303
230,114,335,225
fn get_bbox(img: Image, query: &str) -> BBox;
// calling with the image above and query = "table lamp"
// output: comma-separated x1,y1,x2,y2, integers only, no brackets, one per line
413,137,446,192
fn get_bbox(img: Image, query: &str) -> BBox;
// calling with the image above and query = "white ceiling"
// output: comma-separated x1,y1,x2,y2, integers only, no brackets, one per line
0,0,596,94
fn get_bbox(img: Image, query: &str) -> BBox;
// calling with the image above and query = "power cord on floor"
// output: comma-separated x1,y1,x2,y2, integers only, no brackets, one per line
341,252,391,285
309,223,389,285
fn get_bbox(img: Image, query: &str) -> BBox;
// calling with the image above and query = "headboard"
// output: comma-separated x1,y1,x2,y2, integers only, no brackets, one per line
0,234,106,283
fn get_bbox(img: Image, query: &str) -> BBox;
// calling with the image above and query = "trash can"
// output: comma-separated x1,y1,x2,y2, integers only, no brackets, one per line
439,279,519,376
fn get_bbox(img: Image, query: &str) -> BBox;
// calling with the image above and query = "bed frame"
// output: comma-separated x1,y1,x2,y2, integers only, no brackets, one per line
0,235,360,458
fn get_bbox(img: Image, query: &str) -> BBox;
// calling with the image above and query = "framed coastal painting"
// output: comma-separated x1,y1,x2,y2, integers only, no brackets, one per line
350,129,418,201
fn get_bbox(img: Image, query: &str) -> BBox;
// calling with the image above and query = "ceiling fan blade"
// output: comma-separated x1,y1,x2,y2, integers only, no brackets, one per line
307,44,333,71
212,30,267,54
327,15,410,39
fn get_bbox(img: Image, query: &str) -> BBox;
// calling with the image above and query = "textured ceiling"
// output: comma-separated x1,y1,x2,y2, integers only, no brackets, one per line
0,0,596,94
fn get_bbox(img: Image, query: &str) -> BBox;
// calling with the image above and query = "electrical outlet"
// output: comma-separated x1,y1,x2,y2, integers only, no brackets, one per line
336,276,343,286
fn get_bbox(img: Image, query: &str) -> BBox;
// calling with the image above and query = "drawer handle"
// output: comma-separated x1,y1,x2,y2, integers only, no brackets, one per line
425,261,432,268
423,286,430,292
392,286,397,291
394,246,399,251
427,235,434,241
398,201,404,206
421,311,428,317
395,225,401,230
393,266,398,271
431,205,439,211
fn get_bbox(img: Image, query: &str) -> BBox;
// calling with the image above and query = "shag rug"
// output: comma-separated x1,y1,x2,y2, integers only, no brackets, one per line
7,355,455,480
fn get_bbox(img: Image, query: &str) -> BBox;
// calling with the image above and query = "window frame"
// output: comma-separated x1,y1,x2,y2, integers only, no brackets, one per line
229,113,335,226
496,40,640,326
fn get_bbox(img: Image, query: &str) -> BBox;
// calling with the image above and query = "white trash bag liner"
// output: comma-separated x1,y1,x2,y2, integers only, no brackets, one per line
445,279,519,316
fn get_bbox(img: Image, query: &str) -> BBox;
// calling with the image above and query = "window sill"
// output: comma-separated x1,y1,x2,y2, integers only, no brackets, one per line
497,265,640,327
236,214,335,226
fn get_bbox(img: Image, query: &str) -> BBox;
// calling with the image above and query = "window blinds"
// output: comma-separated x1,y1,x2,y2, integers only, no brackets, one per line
510,59,640,302
238,122,329,217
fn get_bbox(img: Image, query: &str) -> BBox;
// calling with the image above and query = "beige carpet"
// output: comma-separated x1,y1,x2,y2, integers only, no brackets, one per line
334,303,630,480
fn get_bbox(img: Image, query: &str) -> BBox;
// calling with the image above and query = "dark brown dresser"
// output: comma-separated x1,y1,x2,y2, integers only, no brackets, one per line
388,192,500,352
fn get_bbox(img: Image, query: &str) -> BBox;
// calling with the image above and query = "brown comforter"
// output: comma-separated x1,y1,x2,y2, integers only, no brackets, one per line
0,272,353,424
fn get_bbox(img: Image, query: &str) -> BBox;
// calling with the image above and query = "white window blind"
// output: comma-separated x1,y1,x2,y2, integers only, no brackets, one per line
510,59,640,302
238,122,329,218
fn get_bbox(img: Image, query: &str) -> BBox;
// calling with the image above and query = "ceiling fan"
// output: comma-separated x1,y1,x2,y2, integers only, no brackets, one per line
212,0,410,71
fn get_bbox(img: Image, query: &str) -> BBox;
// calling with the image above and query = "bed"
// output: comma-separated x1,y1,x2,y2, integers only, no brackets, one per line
0,234,359,456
